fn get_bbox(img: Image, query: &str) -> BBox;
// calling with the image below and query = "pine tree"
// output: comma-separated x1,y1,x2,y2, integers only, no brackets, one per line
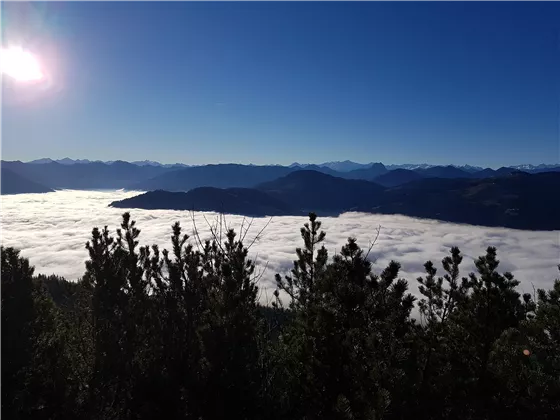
1,247,37,418
488,268,560,419
1,247,75,419
274,214,415,420
3,216,560,420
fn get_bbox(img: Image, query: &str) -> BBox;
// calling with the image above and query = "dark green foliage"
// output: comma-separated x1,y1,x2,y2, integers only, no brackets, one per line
2,214,559,420
2,247,36,418
1,247,76,419
273,214,416,419
488,271,560,419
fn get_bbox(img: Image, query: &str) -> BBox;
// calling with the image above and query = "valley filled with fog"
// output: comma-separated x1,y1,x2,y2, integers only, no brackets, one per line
2,190,559,302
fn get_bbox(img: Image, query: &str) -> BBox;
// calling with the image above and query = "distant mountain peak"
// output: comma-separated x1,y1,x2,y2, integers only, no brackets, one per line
131,160,164,167
29,158,55,164
294,161,384,172
510,163,560,171
58,157,77,164
24,157,192,168
18,158,560,175
28,158,94,165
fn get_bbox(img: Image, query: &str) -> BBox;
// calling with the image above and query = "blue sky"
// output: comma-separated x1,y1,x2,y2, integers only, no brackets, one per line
2,1,559,167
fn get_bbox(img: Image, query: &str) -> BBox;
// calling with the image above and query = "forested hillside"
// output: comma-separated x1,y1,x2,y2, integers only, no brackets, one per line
111,171,560,230
2,213,559,420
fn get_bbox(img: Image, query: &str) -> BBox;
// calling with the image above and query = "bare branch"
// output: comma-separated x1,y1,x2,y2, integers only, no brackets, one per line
189,210,204,252
247,217,273,250
203,213,225,253
222,211,229,234
239,216,247,243
241,217,254,243
218,213,223,244
255,260,270,286
365,224,382,261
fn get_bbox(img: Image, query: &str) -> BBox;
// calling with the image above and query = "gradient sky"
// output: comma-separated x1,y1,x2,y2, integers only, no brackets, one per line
2,1,559,167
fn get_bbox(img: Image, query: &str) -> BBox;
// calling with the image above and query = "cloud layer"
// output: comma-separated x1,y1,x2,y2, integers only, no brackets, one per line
2,190,559,304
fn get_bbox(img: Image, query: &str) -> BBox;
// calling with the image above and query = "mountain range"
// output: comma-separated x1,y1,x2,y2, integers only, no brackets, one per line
2,159,559,195
23,157,560,173
2,160,182,191
3,158,559,230
110,170,560,230
28,157,191,168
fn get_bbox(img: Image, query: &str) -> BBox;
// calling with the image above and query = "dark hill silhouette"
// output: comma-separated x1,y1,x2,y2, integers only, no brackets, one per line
129,164,298,192
341,162,388,180
530,166,560,173
290,163,388,180
1,160,179,190
110,188,299,217
1,167,54,194
112,171,560,230
113,170,386,216
414,165,472,179
374,172,560,230
416,165,529,180
372,168,424,187
470,167,525,179
256,170,386,214
294,164,341,177
471,167,502,178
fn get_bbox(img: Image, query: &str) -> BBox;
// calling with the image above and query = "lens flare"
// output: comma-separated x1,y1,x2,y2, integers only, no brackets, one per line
1,46,44,82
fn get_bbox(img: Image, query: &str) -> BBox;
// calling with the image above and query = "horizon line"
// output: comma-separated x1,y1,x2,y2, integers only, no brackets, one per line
2,157,559,171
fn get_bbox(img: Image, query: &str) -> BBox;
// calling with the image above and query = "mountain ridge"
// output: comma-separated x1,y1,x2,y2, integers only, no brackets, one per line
109,169,560,230
21,157,560,173
1,167,54,194
3,159,559,194
110,187,300,217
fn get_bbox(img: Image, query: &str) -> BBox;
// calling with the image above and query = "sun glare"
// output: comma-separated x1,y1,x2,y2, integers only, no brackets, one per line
1,46,44,82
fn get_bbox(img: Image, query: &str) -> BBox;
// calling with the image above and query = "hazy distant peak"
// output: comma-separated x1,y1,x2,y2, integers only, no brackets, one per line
24,158,193,168
28,158,94,165
385,163,435,170
319,161,379,172
130,160,164,167
28,158,55,164
510,163,560,171
290,161,383,172
58,157,79,165
454,164,484,173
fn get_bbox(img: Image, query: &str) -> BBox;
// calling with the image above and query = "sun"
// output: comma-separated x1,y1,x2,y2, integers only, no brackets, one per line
1,46,44,82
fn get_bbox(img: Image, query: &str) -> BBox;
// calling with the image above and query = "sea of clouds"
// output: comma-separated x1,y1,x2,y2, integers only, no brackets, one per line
1,190,559,304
